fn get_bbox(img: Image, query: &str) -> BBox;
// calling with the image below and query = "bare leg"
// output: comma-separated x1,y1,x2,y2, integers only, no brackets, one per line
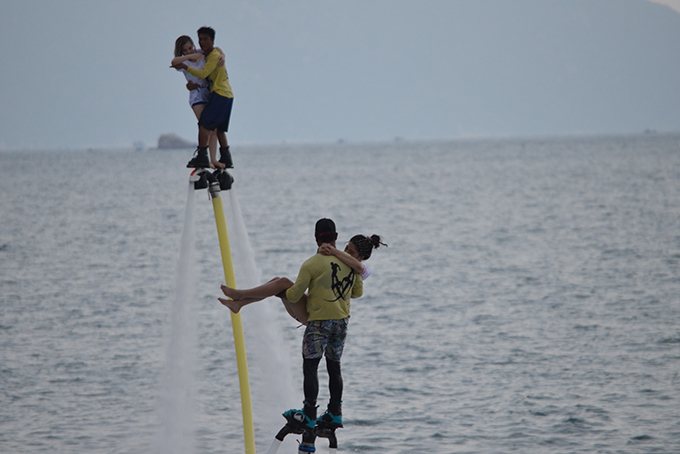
191,104,205,122
219,296,264,313
198,125,212,148
280,294,309,324
219,278,293,313
216,130,228,147
208,131,222,168
191,105,217,169
194,126,219,169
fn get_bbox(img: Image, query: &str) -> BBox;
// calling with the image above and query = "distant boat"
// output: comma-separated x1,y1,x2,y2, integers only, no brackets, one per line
133,140,146,151
158,133,196,149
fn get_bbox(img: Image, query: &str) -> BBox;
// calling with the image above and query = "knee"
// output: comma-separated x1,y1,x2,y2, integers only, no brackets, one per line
280,277,294,286
326,359,342,375
274,277,294,289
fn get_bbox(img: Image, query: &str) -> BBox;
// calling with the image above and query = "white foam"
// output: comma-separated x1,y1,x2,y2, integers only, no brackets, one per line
155,184,198,454
223,188,299,451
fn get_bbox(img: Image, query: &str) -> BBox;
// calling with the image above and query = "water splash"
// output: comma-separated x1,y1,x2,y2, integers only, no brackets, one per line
155,185,299,452
155,184,198,454
223,189,299,450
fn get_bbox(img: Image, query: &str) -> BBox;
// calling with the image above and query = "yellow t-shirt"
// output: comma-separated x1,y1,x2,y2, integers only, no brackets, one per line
185,48,234,98
286,254,363,321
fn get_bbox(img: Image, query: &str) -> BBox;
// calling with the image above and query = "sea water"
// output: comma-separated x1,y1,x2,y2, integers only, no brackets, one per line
1,133,680,453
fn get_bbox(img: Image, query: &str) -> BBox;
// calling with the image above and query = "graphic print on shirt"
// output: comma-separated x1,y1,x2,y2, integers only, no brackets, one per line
327,262,355,302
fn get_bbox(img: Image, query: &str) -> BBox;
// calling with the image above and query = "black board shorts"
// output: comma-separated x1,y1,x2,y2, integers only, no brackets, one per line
199,93,234,132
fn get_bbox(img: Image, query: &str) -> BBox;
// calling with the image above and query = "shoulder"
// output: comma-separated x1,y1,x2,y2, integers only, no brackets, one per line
300,254,321,269
304,254,338,270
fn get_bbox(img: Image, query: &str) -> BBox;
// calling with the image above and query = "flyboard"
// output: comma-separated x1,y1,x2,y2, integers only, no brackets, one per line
190,165,257,454
189,166,234,191
192,166,342,454
266,410,341,453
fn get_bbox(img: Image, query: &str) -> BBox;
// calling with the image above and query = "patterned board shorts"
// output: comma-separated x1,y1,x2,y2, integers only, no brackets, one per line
302,318,349,361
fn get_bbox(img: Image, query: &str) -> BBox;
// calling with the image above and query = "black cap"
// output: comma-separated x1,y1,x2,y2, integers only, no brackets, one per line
315,218,336,239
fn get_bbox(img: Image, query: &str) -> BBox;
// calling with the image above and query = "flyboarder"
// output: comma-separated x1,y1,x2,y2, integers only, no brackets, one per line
174,26,235,170
219,234,386,324
170,34,225,169
220,219,379,453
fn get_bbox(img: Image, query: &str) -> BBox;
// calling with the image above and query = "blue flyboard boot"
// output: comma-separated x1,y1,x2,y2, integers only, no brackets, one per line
274,402,317,452
313,402,342,449
317,401,343,429
281,407,315,432
316,409,342,429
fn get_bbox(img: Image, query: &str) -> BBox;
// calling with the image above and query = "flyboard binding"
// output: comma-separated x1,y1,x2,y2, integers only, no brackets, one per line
270,409,341,453
189,167,234,191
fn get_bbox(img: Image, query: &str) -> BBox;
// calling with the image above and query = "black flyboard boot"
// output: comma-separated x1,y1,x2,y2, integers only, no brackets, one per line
187,146,210,168
219,146,234,168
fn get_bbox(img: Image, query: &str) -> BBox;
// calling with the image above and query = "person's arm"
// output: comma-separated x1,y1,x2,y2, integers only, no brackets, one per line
215,46,226,67
185,49,219,78
285,262,312,304
351,274,363,299
170,53,204,68
318,243,366,275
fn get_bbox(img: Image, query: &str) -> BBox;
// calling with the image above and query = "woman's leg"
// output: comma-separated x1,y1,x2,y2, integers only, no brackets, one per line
219,277,293,313
192,104,220,169
280,294,309,324
208,131,224,168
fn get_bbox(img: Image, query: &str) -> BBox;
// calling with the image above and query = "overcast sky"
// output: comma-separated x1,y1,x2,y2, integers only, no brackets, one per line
1,0,679,150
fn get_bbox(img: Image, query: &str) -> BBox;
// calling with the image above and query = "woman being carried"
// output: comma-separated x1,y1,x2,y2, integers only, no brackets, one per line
219,234,386,324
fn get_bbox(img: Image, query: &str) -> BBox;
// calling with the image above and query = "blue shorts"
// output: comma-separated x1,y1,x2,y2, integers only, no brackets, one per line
189,86,211,107
302,318,349,361
199,93,233,132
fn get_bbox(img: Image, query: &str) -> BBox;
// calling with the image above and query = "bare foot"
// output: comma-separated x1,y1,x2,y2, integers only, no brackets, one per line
211,160,226,169
220,284,243,300
218,297,242,313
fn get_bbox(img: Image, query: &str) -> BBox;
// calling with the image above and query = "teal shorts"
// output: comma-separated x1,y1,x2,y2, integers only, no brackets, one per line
302,318,349,361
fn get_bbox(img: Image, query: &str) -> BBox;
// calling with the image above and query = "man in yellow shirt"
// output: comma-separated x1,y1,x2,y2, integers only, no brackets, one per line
284,218,362,453
176,26,235,169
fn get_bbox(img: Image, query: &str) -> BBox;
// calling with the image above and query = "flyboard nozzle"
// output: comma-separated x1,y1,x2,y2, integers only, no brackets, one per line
189,169,210,190
214,169,234,191
208,179,221,199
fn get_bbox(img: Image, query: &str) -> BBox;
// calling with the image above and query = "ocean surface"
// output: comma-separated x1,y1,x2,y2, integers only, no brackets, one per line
1,133,680,454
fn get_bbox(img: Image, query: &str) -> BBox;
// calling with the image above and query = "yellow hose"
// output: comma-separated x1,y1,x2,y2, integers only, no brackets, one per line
211,186,256,454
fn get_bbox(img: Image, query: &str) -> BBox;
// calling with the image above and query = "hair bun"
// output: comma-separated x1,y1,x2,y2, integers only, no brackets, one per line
369,234,387,249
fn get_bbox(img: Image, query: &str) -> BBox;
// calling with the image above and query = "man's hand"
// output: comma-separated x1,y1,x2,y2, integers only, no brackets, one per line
215,46,226,67
186,81,200,91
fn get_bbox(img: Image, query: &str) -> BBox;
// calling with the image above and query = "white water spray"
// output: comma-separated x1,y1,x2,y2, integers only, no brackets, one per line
155,184,198,454
155,184,302,453
223,189,300,451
